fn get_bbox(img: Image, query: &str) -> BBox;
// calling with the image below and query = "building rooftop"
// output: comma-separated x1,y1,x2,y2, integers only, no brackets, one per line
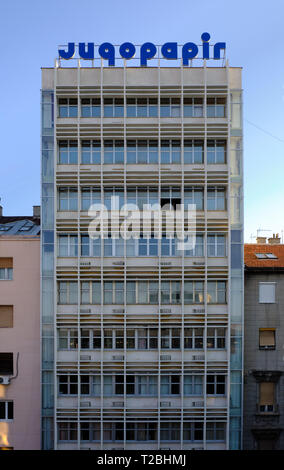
0,206,40,236
244,243,284,270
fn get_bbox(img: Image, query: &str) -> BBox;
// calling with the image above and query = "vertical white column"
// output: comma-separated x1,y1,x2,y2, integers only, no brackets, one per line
203,60,208,450
100,58,104,450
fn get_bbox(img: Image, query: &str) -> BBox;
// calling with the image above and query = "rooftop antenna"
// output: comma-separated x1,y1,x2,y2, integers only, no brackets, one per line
256,228,272,237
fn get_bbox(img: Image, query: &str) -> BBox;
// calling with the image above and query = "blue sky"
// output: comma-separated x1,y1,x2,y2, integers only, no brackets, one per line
0,0,284,242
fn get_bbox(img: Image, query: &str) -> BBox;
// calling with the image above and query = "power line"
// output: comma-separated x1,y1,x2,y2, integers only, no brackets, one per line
245,119,284,144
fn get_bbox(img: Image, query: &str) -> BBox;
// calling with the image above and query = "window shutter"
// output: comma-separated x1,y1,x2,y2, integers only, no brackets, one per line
259,329,275,347
260,382,275,406
259,283,276,303
0,306,13,328
0,258,13,268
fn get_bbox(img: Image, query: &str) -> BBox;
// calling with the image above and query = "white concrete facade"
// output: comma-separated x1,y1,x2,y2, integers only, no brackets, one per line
41,63,243,450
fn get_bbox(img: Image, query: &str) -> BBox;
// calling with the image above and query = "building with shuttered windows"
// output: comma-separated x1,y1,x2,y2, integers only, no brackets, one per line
0,205,40,450
244,238,284,449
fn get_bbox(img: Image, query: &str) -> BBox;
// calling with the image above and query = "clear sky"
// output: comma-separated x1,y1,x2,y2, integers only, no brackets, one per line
0,0,283,242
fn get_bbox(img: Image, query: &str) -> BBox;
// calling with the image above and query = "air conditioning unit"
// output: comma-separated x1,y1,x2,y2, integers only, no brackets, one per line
160,309,171,313
80,402,91,407
112,355,124,360
112,309,125,313
193,308,205,313
0,376,10,385
192,355,205,361
80,355,91,360
112,401,124,407
193,261,205,266
192,401,204,407
113,261,124,266
80,261,91,266
80,308,91,313
160,401,171,407
160,355,171,361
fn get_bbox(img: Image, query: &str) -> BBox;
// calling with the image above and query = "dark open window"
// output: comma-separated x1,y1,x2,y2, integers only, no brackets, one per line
0,353,13,375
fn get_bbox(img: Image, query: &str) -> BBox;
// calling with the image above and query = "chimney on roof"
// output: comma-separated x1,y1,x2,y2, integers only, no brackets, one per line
256,236,266,244
0,205,2,217
268,233,281,245
33,205,40,218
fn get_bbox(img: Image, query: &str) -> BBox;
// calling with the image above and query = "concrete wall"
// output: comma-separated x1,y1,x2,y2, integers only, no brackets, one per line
0,236,40,450
243,270,284,449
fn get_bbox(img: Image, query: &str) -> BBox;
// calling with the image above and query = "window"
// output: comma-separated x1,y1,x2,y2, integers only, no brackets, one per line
127,98,158,117
104,237,124,257
81,140,101,164
160,422,180,441
259,283,276,304
127,187,158,209
161,140,181,163
80,281,101,304
127,140,158,164
81,98,100,117
58,281,78,304
0,306,13,328
184,375,203,395
207,187,226,210
104,98,123,117
58,235,78,257
81,234,101,256
58,98,77,118
207,97,226,117
160,98,180,117
206,375,226,395
58,422,77,441
58,141,78,164
104,140,124,164
58,375,78,395
183,422,203,441
184,328,204,349
184,140,204,163
207,140,226,164
206,422,226,441
0,353,13,375
259,329,276,350
183,97,203,117
138,236,158,256
0,258,13,280
183,234,204,257
81,187,101,211
58,329,78,350
138,376,158,395
184,281,204,304
207,328,226,349
207,281,226,304
58,188,78,211
0,401,13,420
207,234,226,257
259,382,275,412
184,187,204,210
161,328,180,349
161,375,180,395
160,187,181,209
81,423,100,442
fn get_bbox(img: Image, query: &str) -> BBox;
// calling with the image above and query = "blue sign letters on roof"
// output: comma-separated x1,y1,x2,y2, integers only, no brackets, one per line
58,33,226,66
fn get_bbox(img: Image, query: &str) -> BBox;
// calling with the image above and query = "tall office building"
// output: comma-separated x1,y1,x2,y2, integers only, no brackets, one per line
41,52,243,450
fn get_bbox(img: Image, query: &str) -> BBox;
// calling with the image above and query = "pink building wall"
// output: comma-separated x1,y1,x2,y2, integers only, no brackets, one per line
0,236,40,449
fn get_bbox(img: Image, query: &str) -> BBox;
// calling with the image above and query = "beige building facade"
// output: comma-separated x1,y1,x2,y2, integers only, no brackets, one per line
0,207,40,450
